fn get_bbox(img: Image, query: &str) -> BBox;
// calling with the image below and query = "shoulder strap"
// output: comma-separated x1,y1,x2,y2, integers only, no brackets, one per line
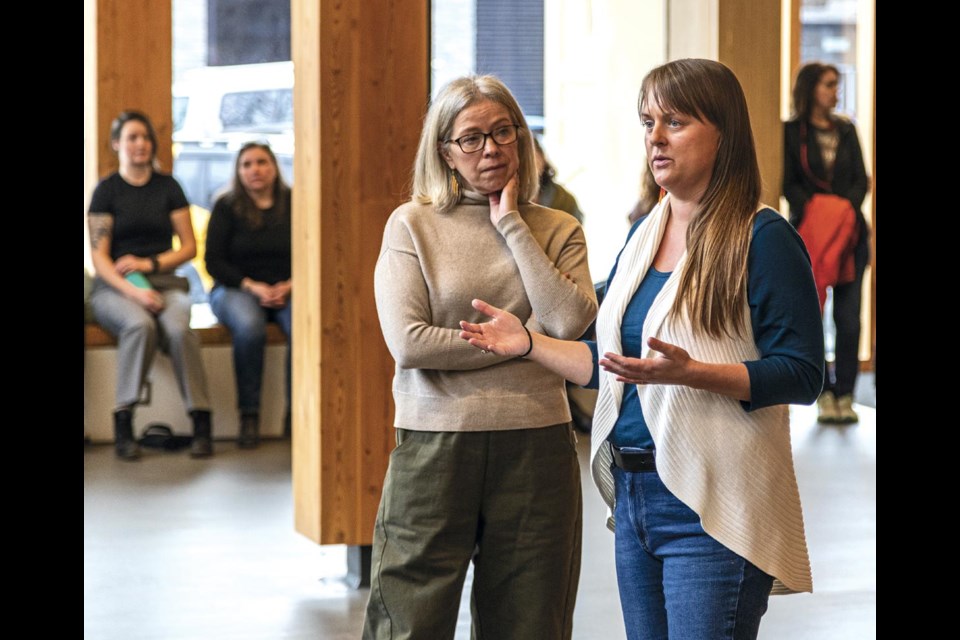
799,120,834,193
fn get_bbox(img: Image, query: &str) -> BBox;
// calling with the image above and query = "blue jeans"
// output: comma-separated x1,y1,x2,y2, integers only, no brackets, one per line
209,285,291,413
613,464,773,640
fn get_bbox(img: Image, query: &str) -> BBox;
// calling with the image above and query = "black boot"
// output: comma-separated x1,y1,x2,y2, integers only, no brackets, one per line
113,409,141,460
189,410,213,458
238,412,260,449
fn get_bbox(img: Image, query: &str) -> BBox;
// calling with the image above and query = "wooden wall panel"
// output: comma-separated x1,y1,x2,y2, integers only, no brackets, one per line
95,0,173,176
292,0,428,545
718,0,782,209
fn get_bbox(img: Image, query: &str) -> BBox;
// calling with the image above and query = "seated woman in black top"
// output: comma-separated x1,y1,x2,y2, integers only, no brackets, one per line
206,142,292,448
88,110,214,460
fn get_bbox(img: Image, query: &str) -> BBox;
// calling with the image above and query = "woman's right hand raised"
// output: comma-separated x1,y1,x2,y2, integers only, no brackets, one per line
459,299,529,356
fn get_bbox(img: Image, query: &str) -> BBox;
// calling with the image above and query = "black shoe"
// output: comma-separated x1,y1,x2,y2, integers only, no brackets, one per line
238,412,260,449
189,410,213,458
113,409,141,460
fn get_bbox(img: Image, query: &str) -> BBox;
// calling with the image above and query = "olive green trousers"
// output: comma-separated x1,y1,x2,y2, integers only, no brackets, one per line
363,423,582,640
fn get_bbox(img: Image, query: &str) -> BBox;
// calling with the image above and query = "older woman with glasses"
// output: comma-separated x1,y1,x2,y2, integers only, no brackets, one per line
362,75,598,640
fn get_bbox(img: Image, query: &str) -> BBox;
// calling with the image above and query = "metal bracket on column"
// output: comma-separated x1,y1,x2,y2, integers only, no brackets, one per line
345,544,372,589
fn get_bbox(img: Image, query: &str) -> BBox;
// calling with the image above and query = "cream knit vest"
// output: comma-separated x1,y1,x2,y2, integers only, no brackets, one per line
590,196,812,594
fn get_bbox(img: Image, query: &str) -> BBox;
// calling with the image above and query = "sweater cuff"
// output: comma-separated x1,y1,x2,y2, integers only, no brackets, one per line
495,210,525,236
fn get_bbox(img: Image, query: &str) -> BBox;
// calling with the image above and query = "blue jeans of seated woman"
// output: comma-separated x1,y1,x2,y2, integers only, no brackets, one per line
613,464,773,640
209,285,292,413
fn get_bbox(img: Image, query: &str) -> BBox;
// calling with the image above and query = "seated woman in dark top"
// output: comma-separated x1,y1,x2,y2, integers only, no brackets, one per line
206,142,292,448
88,110,214,460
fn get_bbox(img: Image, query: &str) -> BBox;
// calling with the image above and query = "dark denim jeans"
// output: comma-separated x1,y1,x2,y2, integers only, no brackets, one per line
613,464,773,640
209,285,291,413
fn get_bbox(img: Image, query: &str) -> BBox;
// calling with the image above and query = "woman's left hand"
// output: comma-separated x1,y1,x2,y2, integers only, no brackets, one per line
488,172,520,225
600,337,696,386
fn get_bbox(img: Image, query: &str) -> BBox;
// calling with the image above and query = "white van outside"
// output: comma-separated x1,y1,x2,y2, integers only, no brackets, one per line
173,61,294,146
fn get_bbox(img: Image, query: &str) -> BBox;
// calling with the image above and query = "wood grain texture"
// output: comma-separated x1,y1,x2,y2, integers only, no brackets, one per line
95,0,174,176
718,0,782,209
292,0,428,545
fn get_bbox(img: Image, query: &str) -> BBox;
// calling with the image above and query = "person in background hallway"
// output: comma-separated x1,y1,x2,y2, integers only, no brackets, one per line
461,59,824,640
88,110,214,460
533,136,585,224
205,142,293,448
783,62,869,424
363,75,598,640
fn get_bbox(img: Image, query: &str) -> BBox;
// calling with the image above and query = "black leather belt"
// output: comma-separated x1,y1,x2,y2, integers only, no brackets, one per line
611,446,657,472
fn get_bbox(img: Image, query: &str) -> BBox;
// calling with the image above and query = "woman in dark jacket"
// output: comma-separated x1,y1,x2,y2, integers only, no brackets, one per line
784,62,869,424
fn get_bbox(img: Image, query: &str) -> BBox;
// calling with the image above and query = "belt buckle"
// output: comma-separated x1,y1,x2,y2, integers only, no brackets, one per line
613,445,656,473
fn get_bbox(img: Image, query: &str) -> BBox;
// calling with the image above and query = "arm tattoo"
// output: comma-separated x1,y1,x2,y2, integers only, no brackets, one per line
89,214,113,250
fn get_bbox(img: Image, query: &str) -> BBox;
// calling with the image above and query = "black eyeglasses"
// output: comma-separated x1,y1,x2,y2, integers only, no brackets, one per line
445,124,521,153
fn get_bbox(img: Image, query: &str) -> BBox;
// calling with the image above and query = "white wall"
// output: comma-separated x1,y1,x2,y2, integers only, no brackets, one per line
543,0,667,282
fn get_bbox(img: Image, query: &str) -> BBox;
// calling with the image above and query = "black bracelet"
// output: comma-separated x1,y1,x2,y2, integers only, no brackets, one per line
150,255,160,274
520,326,534,358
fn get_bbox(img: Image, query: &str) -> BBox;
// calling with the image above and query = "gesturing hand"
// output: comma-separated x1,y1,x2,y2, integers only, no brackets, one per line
459,299,528,356
599,337,695,386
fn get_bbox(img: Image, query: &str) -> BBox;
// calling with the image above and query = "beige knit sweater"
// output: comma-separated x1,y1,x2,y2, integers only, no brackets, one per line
374,193,597,431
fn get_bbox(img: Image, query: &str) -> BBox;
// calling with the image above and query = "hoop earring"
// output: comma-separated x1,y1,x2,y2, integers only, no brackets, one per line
450,169,460,199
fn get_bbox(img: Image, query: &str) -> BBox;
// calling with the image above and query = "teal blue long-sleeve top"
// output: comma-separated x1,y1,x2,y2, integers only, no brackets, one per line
584,208,824,448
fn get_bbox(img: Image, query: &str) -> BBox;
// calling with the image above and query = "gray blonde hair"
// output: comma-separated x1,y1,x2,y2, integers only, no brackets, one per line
412,75,538,213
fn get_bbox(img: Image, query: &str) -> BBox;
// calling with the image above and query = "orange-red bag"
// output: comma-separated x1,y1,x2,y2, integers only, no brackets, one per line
798,193,858,311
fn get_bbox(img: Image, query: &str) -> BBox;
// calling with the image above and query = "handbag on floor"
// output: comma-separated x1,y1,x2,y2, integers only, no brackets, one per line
138,423,193,451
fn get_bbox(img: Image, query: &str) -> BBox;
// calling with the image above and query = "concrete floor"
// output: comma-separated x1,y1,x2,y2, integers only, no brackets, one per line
84,402,875,639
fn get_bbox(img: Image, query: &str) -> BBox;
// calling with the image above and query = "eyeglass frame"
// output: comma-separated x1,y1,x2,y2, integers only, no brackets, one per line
443,124,522,154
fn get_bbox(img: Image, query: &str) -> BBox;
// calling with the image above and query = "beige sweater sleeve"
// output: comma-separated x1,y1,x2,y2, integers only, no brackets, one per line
374,218,514,371
497,211,598,339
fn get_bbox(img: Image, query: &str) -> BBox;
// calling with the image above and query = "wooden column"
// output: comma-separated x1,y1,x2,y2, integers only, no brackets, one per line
291,0,428,544
92,0,174,177
717,1,782,208
668,0,781,208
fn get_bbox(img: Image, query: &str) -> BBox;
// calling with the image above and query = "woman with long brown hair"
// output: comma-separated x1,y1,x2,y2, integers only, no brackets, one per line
784,62,869,424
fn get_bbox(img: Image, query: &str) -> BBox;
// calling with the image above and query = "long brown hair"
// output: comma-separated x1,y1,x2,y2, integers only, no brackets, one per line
228,142,291,229
640,59,761,338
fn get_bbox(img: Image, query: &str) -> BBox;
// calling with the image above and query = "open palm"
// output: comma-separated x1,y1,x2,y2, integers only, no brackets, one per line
459,299,528,357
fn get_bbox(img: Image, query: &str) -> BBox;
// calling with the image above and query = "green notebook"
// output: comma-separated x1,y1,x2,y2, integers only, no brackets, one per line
125,272,153,289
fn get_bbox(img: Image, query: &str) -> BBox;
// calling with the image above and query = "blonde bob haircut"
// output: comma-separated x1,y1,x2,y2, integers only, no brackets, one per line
412,75,538,213
640,58,761,339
